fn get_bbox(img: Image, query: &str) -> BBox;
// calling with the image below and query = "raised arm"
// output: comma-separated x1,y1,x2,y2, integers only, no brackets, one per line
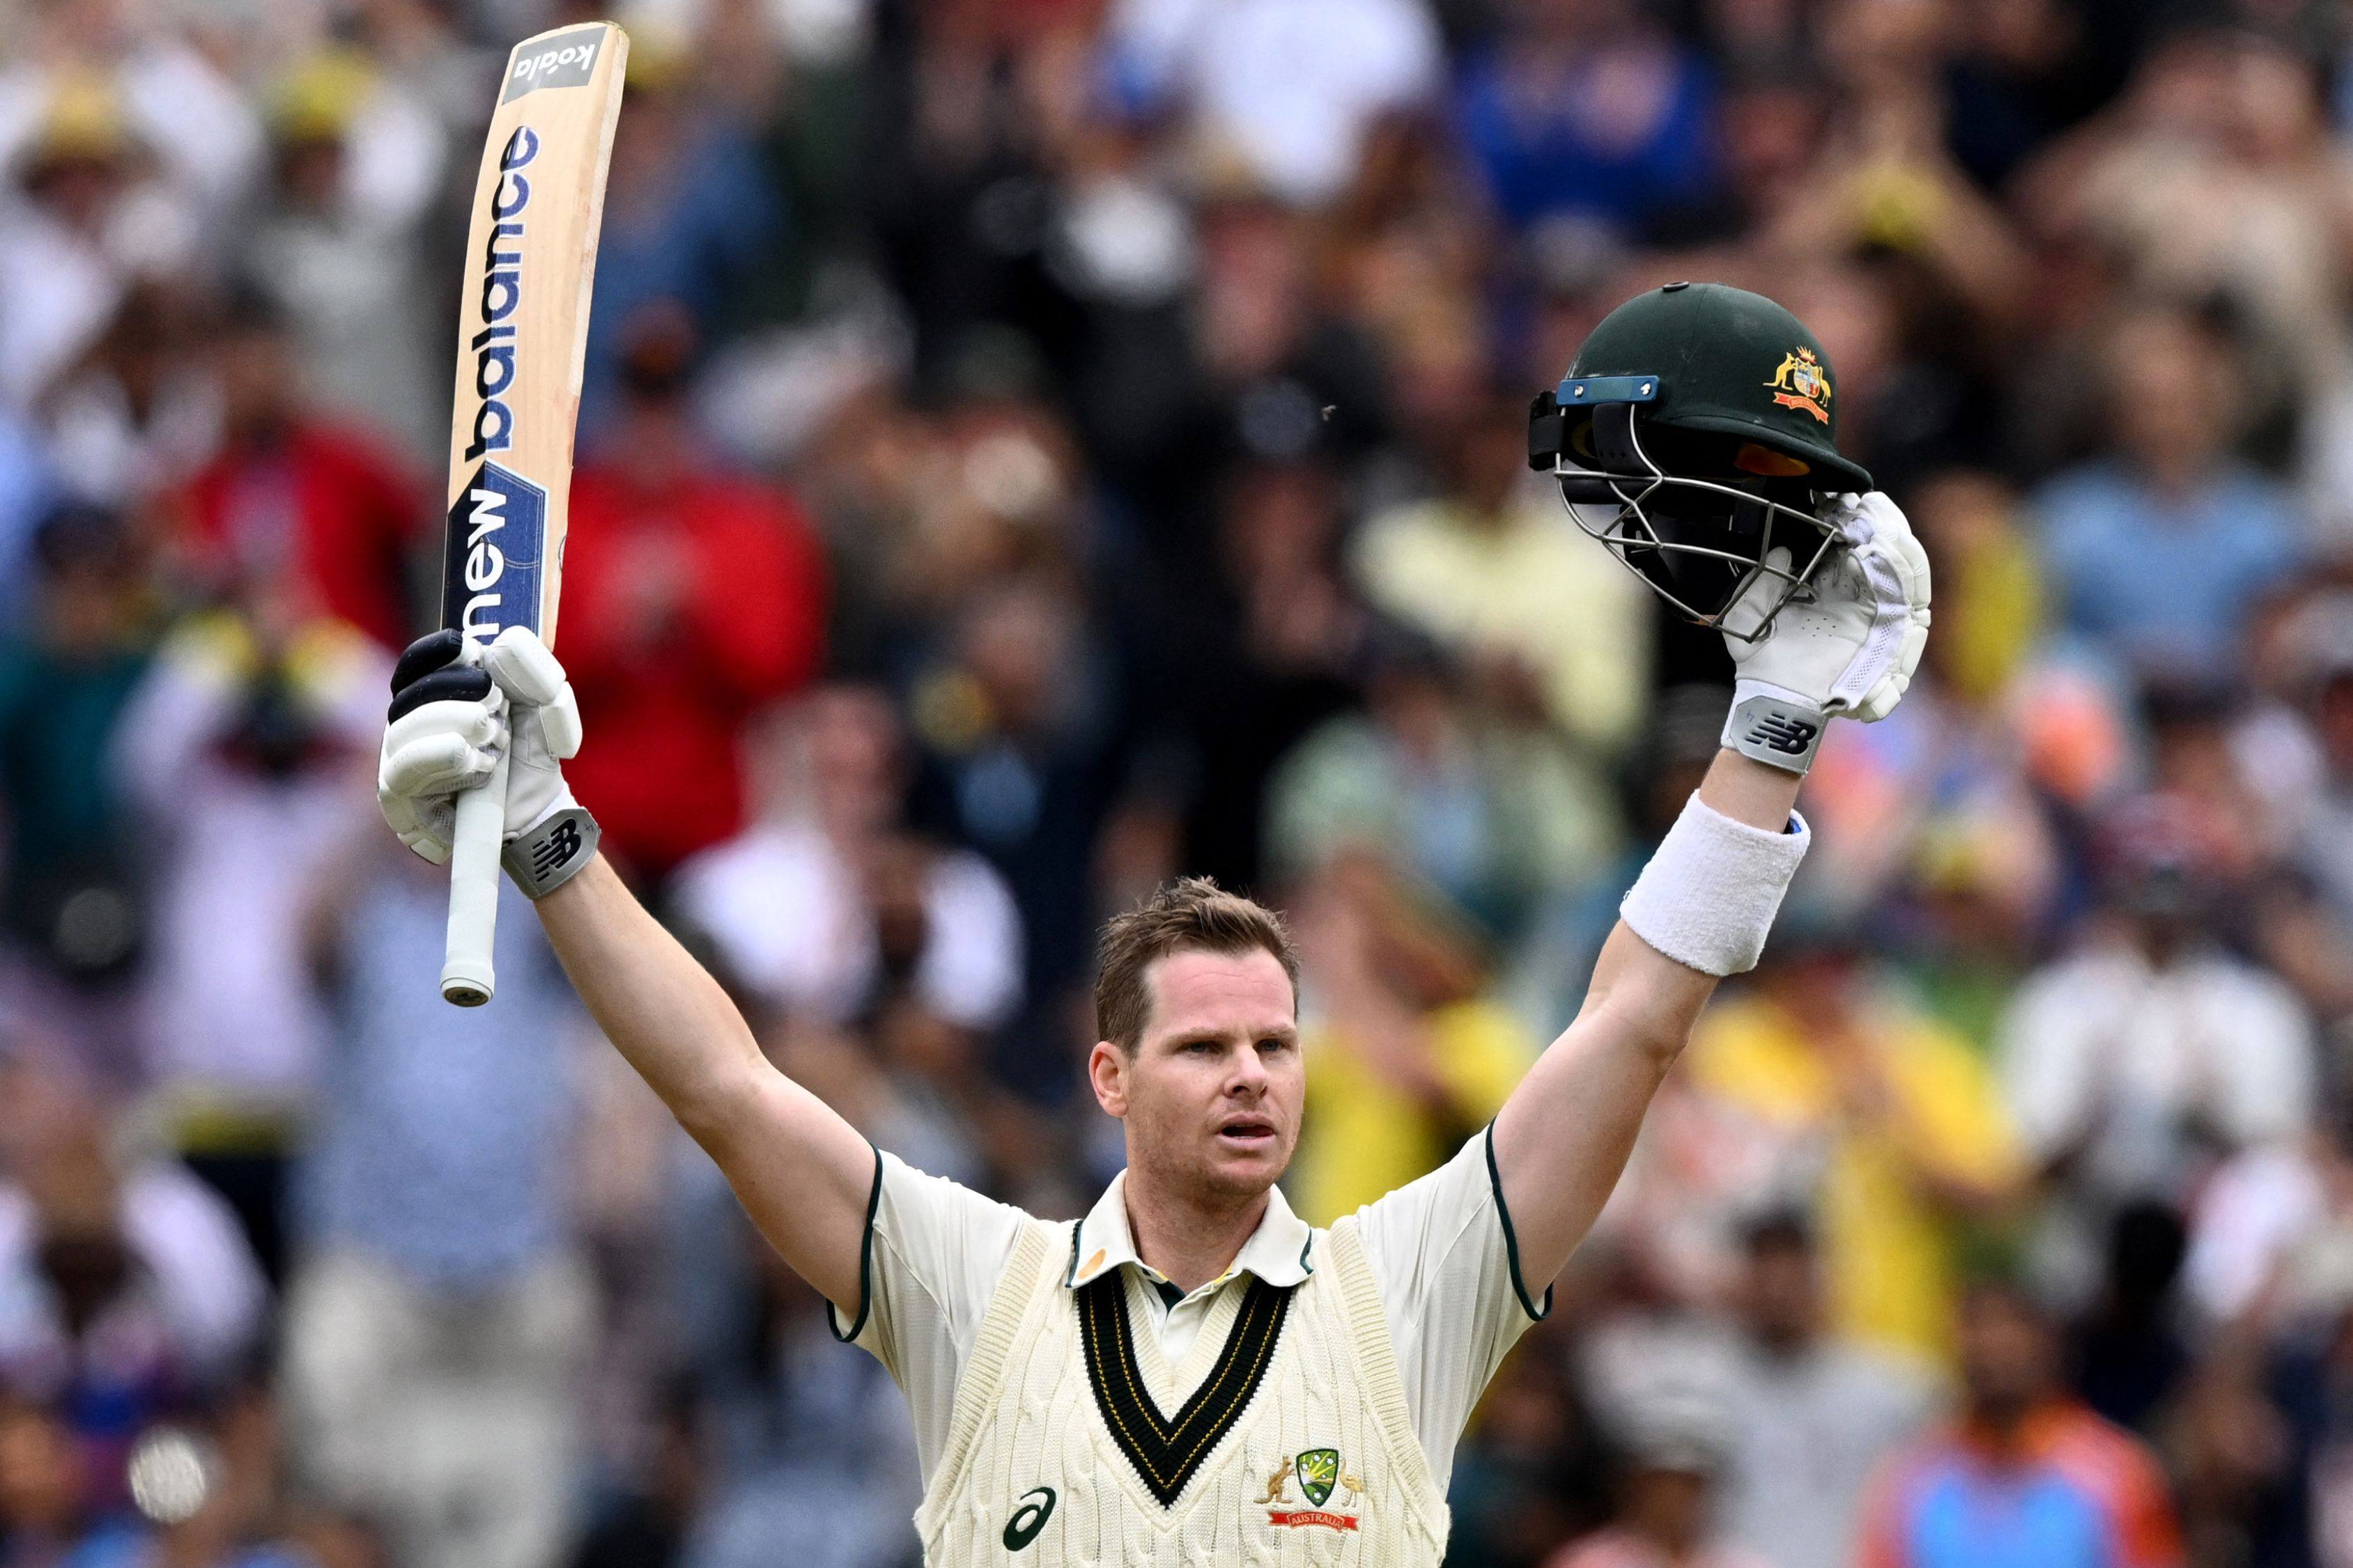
1490,750,1799,1282
532,856,873,1307
376,628,872,1315
1494,492,1932,1294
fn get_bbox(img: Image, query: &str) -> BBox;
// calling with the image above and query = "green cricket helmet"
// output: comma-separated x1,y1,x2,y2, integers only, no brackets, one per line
1527,282,1873,641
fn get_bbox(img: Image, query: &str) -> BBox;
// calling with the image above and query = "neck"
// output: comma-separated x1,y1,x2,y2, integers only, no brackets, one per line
1965,1395,2044,1457
1123,1172,1269,1294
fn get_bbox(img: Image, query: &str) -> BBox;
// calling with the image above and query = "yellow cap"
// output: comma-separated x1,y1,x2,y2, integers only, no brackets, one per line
270,49,379,146
33,71,132,165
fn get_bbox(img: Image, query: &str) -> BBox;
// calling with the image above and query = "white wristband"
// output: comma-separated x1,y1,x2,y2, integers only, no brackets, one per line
1620,793,1810,976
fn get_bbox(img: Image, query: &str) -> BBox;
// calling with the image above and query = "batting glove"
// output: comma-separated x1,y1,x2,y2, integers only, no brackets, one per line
1720,490,1931,773
378,626,584,864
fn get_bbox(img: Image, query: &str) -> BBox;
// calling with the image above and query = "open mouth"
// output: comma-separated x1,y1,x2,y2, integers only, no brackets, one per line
1217,1117,1276,1149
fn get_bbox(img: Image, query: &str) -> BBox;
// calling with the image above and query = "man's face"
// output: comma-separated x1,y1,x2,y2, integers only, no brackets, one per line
1957,1287,2054,1425
1091,948,1302,1206
1738,1236,1821,1351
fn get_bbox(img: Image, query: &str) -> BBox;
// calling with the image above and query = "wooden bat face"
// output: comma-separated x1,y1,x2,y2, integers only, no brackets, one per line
441,21,626,658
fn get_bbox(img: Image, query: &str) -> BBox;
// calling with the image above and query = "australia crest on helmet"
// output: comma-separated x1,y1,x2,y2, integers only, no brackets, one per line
1765,347,1831,424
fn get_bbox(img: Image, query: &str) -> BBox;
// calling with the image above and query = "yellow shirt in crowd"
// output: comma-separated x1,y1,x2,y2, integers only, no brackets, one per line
1291,1000,1536,1227
1683,998,2023,1363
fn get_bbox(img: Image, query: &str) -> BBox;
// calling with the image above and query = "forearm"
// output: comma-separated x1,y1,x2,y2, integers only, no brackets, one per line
1694,747,1804,835
1495,751,1804,1281
1491,924,1713,1256
534,855,770,1135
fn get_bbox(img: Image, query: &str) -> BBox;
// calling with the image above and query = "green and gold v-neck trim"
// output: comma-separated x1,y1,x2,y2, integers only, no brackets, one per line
1077,1268,1293,1507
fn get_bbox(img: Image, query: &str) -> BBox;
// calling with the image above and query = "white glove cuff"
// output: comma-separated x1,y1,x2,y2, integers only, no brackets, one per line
1621,793,1810,976
1722,680,1826,774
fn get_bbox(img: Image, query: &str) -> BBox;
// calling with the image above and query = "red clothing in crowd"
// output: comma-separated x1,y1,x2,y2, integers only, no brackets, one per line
557,463,825,874
178,423,424,650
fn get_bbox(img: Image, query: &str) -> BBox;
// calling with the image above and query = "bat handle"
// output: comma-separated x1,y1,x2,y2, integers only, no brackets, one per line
440,751,511,1006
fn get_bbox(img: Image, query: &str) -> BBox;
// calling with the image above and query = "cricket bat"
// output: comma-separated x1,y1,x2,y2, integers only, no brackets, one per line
439,22,627,1006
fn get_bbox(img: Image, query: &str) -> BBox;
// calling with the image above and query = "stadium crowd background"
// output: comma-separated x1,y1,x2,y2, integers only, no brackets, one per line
0,0,2350,1564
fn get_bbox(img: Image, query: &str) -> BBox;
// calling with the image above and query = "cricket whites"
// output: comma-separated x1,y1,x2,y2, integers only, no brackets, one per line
439,22,627,1005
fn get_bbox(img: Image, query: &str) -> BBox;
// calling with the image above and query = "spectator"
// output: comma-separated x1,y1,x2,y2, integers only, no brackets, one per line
2286,612,2353,926
559,306,826,880
171,297,425,653
0,407,52,614
2000,800,2315,1305
2031,309,2303,679
580,40,780,434
0,53,256,416
2069,1202,2190,1437
1545,1390,1768,1568
1104,0,1444,208
281,837,591,1568
902,573,1131,1095
1454,0,1715,235
672,685,1023,1037
1265,632,1621,952
1287,851,1534,1225
110,602,386,1280
1858,1279,2184,1568
1665,919,2025,1364
240,50,448,463
0,1398,147,1568
665,1245,919,1568
1448,1326,1616,1568
1352,396,1652,757
1716,1215,1940,1568
0,504,157,1057
37,280,217,514
1168,456,1366,893
0,1048,268,1485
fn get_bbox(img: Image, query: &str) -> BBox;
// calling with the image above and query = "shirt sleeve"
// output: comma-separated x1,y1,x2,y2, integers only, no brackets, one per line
2209,972,2315,1147
2101,1435,2188,1568
1351,1126,1549,1486
829,1148,1029,1480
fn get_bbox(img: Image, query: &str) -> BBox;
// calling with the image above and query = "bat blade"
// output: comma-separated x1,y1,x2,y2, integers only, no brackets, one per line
439,20,626,1007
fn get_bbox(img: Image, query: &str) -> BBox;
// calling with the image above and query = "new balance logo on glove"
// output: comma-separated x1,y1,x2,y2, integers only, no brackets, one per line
1745,714,1819,756
501,807,601,901
533,818,584,876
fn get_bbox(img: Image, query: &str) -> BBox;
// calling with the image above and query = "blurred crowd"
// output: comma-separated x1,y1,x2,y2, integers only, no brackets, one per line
1,0,2353,1565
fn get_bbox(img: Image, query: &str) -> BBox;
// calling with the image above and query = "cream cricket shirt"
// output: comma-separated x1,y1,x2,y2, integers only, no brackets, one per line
829,1128,1549,1565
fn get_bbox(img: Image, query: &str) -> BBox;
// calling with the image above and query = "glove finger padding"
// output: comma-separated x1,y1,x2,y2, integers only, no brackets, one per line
1821,493,1932,722
380,722,507,799
484,626,582,760
484,626,567,706
1721,490,1934,768
378,784,456,864
537,685,583,760
383,686,504,755
1720,546,1796,644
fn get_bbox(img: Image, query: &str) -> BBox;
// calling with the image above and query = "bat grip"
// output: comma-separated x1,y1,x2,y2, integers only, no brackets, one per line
441,751,511,1006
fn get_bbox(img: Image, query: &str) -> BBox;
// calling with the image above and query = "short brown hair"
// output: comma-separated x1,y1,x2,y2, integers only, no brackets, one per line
1095,876,1299,1052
